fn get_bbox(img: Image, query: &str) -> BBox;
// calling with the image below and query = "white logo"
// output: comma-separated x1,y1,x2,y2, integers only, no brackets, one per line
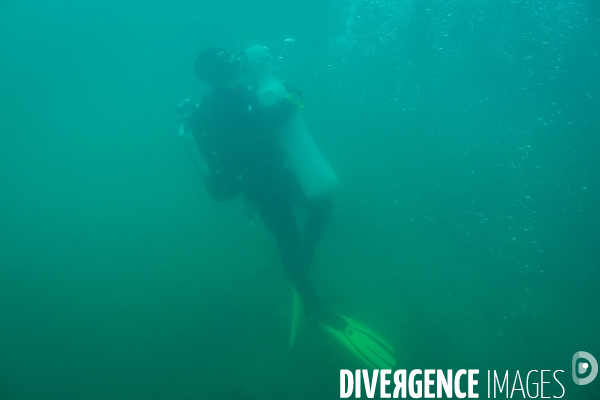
572,351,597,385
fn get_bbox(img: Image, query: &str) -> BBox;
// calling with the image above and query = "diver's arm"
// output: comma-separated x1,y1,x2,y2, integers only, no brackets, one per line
190,101,243,201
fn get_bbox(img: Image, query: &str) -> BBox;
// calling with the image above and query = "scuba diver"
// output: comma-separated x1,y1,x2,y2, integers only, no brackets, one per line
178,46,396,369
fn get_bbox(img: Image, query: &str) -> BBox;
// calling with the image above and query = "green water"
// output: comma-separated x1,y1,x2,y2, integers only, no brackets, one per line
1,0,599,399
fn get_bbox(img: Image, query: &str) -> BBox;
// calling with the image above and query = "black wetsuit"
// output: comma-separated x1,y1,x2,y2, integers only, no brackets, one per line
190,84,332,315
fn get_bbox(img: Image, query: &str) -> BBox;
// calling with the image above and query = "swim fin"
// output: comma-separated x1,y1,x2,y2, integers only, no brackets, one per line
289,288,396,369
289,288,303,349
321,315,397,369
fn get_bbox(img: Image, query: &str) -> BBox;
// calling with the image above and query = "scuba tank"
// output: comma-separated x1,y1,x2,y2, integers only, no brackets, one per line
242,45,338,200
177,99,210,179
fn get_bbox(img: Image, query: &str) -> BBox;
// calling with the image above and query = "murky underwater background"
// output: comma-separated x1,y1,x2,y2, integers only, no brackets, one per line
1,0,599,399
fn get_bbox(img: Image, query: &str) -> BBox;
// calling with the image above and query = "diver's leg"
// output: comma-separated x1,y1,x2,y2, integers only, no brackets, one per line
301,197,333,268
297,197,345,325
256,196,321,314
